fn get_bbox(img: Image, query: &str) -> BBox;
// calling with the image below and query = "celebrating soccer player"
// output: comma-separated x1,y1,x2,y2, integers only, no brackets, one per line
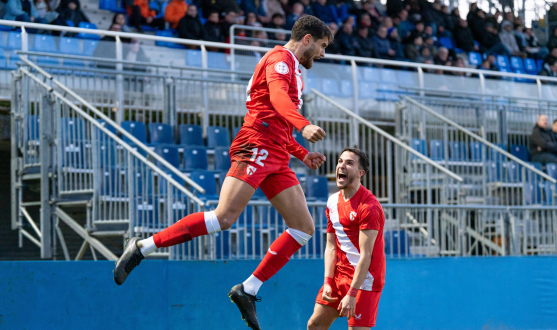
307,148,386,330
113,16,333,330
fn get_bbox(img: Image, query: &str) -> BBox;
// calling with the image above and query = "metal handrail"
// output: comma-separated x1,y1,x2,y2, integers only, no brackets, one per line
19,56,207,194
403,96,557,184
311,89,463,182
401,86,557,104
3,20,557,84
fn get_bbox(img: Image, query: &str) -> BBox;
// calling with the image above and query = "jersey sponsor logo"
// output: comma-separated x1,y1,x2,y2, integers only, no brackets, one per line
350,211,357,221
274,61,289,75
355,314,362,320
247,165,257,176
268,248,278,255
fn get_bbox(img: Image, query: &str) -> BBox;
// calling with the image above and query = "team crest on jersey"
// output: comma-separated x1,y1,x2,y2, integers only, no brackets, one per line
247,165,257,176
274,61,289,74
350,211,357,221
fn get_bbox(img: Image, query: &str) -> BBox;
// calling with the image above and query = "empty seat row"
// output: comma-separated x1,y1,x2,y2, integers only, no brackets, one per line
411,139,529,163
468,52,543,76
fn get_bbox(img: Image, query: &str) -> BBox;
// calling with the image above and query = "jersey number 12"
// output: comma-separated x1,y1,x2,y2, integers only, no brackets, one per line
250,148,268,166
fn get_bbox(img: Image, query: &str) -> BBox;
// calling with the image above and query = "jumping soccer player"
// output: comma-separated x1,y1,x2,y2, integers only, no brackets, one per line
113,15,333,330
307,148,385,330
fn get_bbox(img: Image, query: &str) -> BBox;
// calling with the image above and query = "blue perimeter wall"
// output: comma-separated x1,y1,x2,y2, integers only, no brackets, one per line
1,257,557,330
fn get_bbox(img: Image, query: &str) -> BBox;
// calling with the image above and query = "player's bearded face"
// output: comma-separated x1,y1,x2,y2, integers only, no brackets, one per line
300,43,318,69
336,162,357,189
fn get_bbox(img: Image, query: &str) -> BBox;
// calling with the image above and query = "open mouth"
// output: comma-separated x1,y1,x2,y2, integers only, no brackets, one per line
337,172,347,183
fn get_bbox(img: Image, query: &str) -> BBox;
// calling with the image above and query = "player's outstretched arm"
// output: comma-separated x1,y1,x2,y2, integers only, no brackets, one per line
300,124,326,143
338,229,378,320
322,232,338,303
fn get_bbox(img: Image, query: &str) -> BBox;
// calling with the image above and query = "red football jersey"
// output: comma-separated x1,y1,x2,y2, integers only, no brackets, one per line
243,46,310,159
326,185,386,291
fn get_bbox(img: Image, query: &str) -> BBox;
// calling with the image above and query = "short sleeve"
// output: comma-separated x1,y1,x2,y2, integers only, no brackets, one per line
359,203,383,231
326,207,335,233
265,52,293,85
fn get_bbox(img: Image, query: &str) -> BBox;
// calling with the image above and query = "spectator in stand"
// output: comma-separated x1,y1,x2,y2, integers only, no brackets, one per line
204,11,224,43
548,2,557,31
433,46,452,73
355,24,374,58
242,0,268,23
124,38,149,66
4,0,46,23
423,36,438,57
34,0,58,23
386,0,404,17
454,18,478,53
275,31,286,42
313,0,335,23
285,2,303,30
539,56,557,79
300,0,314,16
404,35,423,61
177,5,204,42
112,13,131,32
449,8,461,32
94,23,122,63
57,0,88,27
128,0,164,31
397,9,414,40
477,54,498,77
529,114,557,164
467,7,485,43
267,13,284,39
553,119,557,141
325,21,342,57
357,0,382,29
441,5,454,32
453,57,471,76
481,23,511,56
246,11,262,28
263,0,285,19
547,28,557,51
420,47,434,64
523,28,548,60
55,0,81,13
423,25,437,43
221,11,238,43
337,19,358,56
278,0,292,17
199,0,240,16
164,0,187,30
388,27,404,59
499,20,525,58
382,16,393,30
403,21,425,44
545,48,557,64
372,26,396,60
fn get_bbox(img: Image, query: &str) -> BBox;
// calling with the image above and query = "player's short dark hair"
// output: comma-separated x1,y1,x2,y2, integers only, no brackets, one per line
290,15,334,44
553,118,557,125
341,147,369,176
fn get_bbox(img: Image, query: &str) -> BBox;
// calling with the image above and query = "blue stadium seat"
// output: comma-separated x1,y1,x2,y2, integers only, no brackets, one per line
510,144,528,162
292,130,307,149
159,170,187,200
544,182,556,205
339,80,353,97
100,168,124,197
384,230,408,257
95,118,118,144
510,57,524,71
439,37,453,49
60,117,87,142
429,139,444,161
182,146,208,171
304,76,320,93
397,70,416,89
513,69,532,83
76,22,101,40
191,171,218,200
208,52,230,70
155,30,184,49
536,59,544,72
322,78,340,96
503,161,521,183
154,144,181,169
546,163,557,180
485,161,500,182
526,162,543,184
496,55,510,70
179,124,203,146
61,141,89,169
60,37,85,67
207,126,230,148
82,40,99,56
470,142,483,162
99,0,126,13
358,81,378,99
306,175,328,201
97,141,118,168
411,139,427,157
524,183,543,205
361,67,381,82
7,51,19,70
488,144,508,162
121,121,147,144
524,58,537,75
376,84,399,101
214,146,231,172
186,49,202,67
449,142,468,161
7,32,21,50
233,127,242,140
148,123,174,145
380,69,398,84
468,52,482,67
26,115,40,143
33,35,57,53
0,56,7,70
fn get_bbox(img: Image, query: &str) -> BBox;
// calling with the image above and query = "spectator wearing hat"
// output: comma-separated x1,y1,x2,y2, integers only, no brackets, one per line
499,20,525,58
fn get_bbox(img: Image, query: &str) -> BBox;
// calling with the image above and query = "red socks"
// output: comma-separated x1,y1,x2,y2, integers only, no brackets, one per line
252,231,303,282
153,212,208,248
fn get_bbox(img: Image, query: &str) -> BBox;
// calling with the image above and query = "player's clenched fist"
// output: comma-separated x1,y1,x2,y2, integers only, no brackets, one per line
321,284,338,303
301,125,326,143
303,152,326,169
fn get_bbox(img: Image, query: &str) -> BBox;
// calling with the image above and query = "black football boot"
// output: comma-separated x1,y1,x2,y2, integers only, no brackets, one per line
228,284,262,330
113,237,144,285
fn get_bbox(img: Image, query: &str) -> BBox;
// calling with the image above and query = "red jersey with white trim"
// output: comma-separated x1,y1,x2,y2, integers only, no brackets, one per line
243,46,310,158
326,185,386,291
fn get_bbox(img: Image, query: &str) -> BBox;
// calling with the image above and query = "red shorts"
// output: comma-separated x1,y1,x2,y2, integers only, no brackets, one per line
315,275,382,328
226,127,299,200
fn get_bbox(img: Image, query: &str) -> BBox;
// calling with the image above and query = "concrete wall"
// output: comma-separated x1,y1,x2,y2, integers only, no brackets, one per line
1,257,556,329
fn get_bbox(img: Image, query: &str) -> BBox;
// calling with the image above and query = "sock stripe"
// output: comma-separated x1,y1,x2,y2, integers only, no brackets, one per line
286,228,312,246
204,211,221,234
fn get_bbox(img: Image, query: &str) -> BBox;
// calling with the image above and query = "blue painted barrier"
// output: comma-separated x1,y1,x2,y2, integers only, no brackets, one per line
1,257,557,329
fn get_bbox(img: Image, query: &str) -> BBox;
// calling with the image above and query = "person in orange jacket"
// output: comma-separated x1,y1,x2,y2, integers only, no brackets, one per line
164,0,187,29
128,0,164,31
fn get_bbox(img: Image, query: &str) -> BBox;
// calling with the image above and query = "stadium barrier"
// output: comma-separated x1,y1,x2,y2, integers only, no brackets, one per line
2,258,557,329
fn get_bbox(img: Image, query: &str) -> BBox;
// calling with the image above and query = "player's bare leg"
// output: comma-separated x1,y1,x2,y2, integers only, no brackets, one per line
113,176,254,285
230,184,315,330
348,327,371,330
307,303,339,330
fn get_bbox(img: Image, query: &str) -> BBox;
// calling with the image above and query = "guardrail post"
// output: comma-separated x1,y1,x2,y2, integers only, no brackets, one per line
230,25,236,81
536,79,542,100
479,72,485,95
201,45,209,138
417,67,424,97
115,36,124,125
20,26,28,59
163,76,175,127
11,73,20,230
40,92,55,259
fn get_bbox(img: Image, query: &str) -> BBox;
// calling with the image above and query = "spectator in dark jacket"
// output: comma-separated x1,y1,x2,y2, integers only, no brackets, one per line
203,11,223,43
337,21,359,56
286,2,303,30
177,5,205,41
467,8,485,43
324,22,342,60
481,23,511,56
403,21,426,44
539,56,557,80
386,0,404,17
552,119,557,142
355,25,374,58
358,13,378,36
300,0,314,16
313,0,335,23
199,0,240,16
454,18,477,53
547,28,557,51
397,9,414,40
242,0,266,21
405,35,423,61
57,0,88,27
372,26,395,59
530,114,557,164
388,27,404,59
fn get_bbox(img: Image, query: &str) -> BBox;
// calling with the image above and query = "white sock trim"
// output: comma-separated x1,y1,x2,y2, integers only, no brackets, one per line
138,237,157,256
286,228,312,246
204,211,221,234
243,275,263,296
